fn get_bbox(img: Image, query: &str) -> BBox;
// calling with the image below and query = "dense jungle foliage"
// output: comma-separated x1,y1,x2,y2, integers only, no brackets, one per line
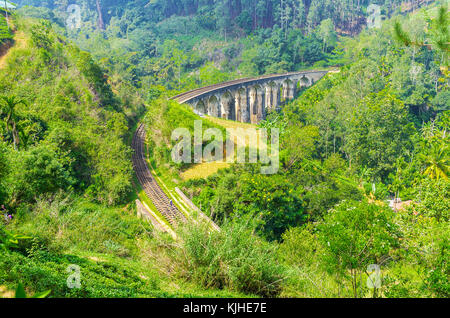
0,19,140,207
0,0,448,298
15,0,438,91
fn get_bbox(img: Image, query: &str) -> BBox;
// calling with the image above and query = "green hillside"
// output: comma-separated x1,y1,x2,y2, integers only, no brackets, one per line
0,18,135,205
0,17,258,298
0,1,448,299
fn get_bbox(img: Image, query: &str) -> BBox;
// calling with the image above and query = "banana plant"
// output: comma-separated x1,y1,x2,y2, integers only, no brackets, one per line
0,227,30,251
0,96,27,150
15,283,51,298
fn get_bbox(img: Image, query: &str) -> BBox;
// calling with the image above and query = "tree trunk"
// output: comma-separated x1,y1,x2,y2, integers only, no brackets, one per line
96,0,105,30
352,269,358,298
12,121,19,151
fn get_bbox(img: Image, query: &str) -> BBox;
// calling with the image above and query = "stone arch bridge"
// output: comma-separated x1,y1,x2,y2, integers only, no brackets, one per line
172,70,328,124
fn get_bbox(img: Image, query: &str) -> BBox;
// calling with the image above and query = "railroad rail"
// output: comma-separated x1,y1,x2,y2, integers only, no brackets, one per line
132,124,186,226
171,70,329,104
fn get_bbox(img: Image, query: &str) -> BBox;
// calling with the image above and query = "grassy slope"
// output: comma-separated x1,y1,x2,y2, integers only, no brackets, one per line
1,199,249,298
180,116,259,180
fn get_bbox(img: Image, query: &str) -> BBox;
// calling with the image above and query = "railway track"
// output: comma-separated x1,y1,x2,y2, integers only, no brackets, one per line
171,70,328,104
132,124,186,227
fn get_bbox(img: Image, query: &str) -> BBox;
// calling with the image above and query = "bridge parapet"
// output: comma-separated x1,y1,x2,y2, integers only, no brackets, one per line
172,70,328,124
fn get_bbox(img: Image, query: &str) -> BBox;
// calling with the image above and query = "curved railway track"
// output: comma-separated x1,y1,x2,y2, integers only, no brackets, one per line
171,70,328,104
132,124,186,226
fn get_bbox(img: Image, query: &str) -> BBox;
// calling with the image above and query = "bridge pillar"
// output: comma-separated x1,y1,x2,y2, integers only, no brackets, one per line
282,81,290,101
249,87,258,124
264,84,272,112
234,88,248,123
216,95,222,118
205,97,211,116
219,93,229,120
234,90,241,122
288,80,297,99
272,83,281,110
241,88,249,123
257,89,265,122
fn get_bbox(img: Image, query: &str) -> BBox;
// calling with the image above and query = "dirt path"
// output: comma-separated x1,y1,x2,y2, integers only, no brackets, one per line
0,30,27,70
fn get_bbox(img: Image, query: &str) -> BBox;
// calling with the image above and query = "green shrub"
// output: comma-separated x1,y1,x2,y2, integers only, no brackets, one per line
317,200,400,297
0,249,161,298
161,220,285,297
414,178,450,222
9,195,151,256
278,225,352,298
0,15,12,44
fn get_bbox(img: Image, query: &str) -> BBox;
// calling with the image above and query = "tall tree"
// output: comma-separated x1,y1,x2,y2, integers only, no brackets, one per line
420,142,449,180
394,4,449,66
0,96,26,151
317,18,337,52
96,0,105,30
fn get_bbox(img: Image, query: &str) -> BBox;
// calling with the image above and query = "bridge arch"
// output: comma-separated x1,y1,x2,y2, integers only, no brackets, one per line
248,84,265,123
208,95,220,117
195,99,207,115
281,78,297,101
299,75,311,87
220,90,235,120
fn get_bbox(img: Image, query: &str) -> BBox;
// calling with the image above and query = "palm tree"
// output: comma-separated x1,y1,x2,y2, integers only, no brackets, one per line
420,142,449,180
429,5,449,62
394,5,449,65
0,95,26,150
